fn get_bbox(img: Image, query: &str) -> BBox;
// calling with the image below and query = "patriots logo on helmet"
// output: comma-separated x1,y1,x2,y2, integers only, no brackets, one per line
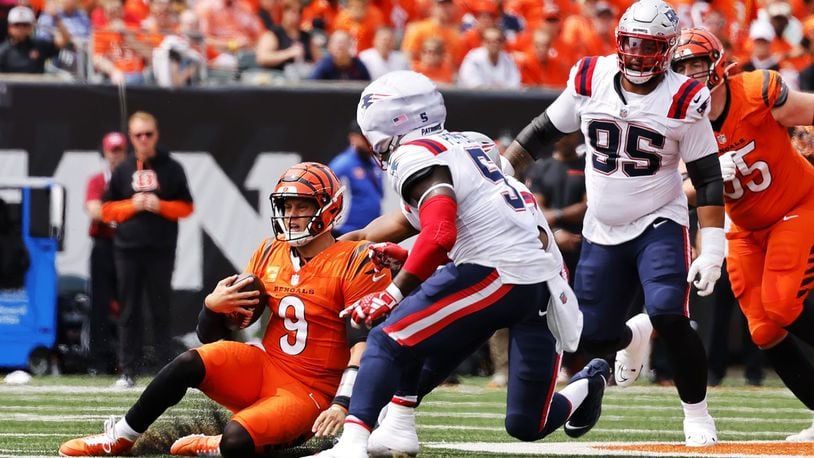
361,93,392,110
664,8,678,25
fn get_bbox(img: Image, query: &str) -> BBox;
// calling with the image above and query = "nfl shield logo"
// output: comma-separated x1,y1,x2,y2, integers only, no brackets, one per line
619,106,628,118
559,292,568,303
717,134,727,144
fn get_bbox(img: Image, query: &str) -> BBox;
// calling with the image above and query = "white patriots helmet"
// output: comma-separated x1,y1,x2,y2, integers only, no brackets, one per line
616,0,680,85
356,70,447,168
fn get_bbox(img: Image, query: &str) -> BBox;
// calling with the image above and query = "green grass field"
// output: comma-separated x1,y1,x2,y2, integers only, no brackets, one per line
1,372,813,457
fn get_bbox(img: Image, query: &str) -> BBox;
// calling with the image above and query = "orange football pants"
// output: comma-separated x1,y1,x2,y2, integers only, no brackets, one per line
727,199,814,348
194,341,330,448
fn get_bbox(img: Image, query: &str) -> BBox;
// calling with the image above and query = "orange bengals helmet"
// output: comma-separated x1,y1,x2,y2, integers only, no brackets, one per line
269,162,345,247
672,27,726,91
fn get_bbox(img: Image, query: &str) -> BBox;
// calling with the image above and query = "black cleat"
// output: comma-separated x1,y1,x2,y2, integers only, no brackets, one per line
563,358,610,438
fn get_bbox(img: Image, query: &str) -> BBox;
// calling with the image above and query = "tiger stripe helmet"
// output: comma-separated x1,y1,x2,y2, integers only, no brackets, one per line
672,27,726,91
269,162,345,246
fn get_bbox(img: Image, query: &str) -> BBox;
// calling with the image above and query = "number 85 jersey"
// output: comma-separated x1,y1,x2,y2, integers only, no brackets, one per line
546,55,718,245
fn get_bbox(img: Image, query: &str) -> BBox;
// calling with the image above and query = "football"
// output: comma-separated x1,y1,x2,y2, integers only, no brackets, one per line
225,273,268,330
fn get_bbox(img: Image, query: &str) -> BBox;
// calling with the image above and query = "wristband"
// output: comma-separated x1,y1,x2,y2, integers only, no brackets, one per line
385,283,404,302
699,227,725,258
331,365,358,409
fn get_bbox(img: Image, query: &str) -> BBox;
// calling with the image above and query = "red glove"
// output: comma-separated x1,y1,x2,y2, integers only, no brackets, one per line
340,283,404,328
368,242,409,273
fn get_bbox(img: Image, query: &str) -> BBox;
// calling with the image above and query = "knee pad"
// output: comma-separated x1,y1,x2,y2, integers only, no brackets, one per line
219,421,255,458
750,322,787,349
764,298,803,328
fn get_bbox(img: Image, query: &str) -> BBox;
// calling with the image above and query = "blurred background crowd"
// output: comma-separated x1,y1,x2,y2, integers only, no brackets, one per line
1,0,813,90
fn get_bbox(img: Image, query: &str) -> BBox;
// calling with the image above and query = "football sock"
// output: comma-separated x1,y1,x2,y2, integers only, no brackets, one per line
764,337,814,410
785,298,814,348
114,418,140,441
125,350,205,433
681,397,709,419
651,314,707,404
339,419,372,447
559,378,589,413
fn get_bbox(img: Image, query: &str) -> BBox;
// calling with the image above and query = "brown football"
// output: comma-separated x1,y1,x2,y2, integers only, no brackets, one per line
226,273,268,330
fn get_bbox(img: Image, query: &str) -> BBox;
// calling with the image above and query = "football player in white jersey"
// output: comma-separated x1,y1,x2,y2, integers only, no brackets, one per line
503,0,725,447
309,70,608,458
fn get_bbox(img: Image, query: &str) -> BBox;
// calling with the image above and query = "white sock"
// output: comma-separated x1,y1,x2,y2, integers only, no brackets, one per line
338,418,371,448
558,379,589,416
682,397,709,419
114,418,140,441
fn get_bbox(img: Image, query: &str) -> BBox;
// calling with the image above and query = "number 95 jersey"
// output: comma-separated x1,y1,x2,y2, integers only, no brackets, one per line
387,130,563,285
546,55,718,245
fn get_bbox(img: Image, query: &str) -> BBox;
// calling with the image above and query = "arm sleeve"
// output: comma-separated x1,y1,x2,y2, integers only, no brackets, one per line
158,200,194,220
686,154,724,207
196,305,229,343
101,200,136,224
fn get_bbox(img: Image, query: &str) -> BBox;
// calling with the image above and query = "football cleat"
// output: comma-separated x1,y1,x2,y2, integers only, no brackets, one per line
368,403,420,457
113,374,136,389
302,443,369,458
58,417,135,456
786,422,814,442
564,358,610,438
614,313,653,387
684,414,718,447
170,434,221,456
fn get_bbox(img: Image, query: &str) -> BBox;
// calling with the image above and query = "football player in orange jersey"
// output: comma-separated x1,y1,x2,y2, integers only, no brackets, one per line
673,28,814,415
58,162,390,457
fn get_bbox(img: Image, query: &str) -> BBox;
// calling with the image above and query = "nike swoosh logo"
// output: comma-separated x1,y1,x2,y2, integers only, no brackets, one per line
564,423,590,433
783,215,799,221
538,309,547,317
653,220,668,229
372,272,387,282
692,93,702,104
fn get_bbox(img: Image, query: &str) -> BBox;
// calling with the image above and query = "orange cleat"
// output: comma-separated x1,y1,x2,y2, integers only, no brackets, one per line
59,417,135,456
169,434,221,456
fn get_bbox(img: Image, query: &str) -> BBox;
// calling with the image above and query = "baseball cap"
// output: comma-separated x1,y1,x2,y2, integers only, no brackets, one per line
749,20,776,42
102,132,127,151
8,6,35,25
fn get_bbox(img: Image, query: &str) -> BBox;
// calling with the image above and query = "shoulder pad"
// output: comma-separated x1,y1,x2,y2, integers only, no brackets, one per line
668,78,707,120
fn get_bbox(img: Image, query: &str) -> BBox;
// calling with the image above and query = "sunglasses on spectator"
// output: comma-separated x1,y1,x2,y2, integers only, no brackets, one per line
132,131,155,139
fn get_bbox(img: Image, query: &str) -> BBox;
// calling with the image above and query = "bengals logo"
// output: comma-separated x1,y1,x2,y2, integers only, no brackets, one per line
131,169,159,192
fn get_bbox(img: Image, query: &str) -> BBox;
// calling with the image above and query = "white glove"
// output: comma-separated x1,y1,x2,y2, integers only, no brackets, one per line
687,227,725,296
718,151,737,182
545,274,582,353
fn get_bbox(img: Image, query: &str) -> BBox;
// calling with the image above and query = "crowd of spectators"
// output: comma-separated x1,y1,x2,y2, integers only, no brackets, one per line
1,0,813,89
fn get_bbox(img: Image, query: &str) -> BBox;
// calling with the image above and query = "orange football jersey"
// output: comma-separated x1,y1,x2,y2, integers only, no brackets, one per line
244,238,389,397
713,70,814,231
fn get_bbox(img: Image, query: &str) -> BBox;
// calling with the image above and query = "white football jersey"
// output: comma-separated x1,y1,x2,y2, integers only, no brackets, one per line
388,130,561,284
546,55,718,245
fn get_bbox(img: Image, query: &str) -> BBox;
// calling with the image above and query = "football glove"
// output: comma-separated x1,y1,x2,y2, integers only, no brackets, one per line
687,227,725,296
341,283,404,328
718,151,737,182
368,242,409,273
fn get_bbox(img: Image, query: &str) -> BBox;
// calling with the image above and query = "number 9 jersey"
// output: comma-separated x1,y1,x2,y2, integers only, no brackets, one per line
545,55,718,245
245,238,390,398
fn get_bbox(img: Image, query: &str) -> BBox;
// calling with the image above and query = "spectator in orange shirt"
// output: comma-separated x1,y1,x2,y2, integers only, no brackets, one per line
90,0,126,31
92,28,163,83
510,5,578,69
198,0,264,69
401,0,462,65
123,0,149,28
561,0,617,57
140,0,177,34
301,0,339,32
412,36,455,83
516,27,569,88
333,0,385,54
459,0,499,56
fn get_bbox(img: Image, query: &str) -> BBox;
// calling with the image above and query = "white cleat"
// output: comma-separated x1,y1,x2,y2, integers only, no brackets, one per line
614,313,653,387
786,423,814,442
684,414,718,447
368,403,419,457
